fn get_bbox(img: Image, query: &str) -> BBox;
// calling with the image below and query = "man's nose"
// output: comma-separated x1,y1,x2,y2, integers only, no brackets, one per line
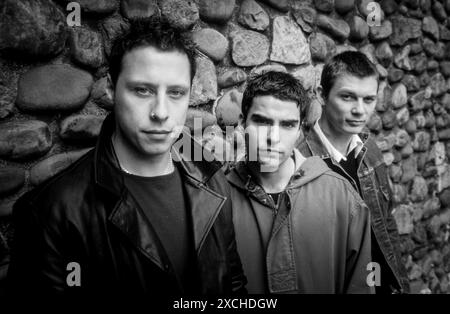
150,92,169,121
351,99,365,115
267,125,280,145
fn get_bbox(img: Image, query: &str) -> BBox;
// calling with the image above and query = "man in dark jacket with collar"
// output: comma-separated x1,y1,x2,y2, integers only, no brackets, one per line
227,71,373,294
7,18,246,299
298,51,409,294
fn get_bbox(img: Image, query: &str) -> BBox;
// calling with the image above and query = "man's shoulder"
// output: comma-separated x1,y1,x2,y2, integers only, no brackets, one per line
296,170,368,221
297,127,313,155
314,169,360,195
361,135,385,166
300,162,366,209
16,149,96,215
173,132,227,185
184,157,226,183
225,161,249,189
362,134,380,150
297,125,330,158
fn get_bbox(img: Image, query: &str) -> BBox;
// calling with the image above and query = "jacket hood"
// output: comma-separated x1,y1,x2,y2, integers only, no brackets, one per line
227,149,331,192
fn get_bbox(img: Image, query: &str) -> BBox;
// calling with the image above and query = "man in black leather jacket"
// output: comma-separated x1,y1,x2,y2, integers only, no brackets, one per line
7,17,246,299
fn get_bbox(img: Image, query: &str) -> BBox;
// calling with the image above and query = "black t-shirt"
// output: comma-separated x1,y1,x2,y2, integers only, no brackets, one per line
123,166,196,292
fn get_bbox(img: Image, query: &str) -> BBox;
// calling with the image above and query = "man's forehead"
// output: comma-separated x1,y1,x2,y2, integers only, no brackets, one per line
249,110,300,124
122,46,189,65
250,97,299,115
252,95,299,108
332,74,378,93
119,46,191,83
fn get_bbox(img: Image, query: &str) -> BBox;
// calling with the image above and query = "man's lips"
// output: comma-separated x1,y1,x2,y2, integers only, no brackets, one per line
346,120,366,126
143,129,172,134
259,149,282,155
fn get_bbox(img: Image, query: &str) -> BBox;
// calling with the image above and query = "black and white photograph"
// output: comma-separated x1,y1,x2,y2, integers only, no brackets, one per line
0,0,449,311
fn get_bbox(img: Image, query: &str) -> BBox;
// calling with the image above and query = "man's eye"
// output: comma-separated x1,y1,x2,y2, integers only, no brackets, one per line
255,120,271,125
134,87,152,96
169,90,186,98
364,98,376,104
341,94,354,100
282,122,297,128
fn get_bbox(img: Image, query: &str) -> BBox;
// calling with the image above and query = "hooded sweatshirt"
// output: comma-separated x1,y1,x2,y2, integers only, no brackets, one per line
227,149,373,294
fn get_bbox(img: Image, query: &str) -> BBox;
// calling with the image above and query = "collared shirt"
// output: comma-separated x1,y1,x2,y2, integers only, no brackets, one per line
313,121,363,162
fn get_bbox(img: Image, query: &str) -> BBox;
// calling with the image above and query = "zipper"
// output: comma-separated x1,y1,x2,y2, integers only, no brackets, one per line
268,194,278,217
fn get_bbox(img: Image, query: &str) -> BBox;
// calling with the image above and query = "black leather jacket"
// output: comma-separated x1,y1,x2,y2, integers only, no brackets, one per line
7,114,247,298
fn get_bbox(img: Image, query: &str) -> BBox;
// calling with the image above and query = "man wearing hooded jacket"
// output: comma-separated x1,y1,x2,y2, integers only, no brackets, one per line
227,71,373,294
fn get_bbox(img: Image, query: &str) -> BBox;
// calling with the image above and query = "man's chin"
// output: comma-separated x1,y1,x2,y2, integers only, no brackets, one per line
344,125,365,135
140,143,172,157
257,160,281,173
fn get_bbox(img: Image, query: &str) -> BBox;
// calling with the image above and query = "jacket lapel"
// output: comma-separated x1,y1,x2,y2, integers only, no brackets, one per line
108,192,171,271
302,127,332,158
182,175,226,253
171,132,227,253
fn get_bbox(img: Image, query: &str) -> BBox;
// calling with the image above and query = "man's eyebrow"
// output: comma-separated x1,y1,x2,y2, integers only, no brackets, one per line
281,119,300,124
338,89,376,97
125,81,189,89
250,113,273,122
125,81,155,87
337,89,356,94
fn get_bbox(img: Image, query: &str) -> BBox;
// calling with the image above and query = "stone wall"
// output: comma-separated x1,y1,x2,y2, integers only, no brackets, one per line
0,0,449,294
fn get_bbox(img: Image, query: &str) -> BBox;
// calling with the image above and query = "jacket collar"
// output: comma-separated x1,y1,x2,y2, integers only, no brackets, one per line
227,149,330,200
313,121,364,162
93,113,226,275
301,125,369,160
94,113,222,194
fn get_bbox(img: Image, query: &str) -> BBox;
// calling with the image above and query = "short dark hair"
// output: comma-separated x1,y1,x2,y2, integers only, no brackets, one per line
108,17,198,87
241,71,309,122
321,51,379,99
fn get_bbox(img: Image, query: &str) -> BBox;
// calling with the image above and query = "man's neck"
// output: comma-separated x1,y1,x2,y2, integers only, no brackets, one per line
248,156,295,193
318,117,353,156
112,131,173,177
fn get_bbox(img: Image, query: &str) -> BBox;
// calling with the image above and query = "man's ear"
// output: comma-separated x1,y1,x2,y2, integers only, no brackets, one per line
106,74,115,104
238,113,246,128
316,85,325,106
294,125,303,147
